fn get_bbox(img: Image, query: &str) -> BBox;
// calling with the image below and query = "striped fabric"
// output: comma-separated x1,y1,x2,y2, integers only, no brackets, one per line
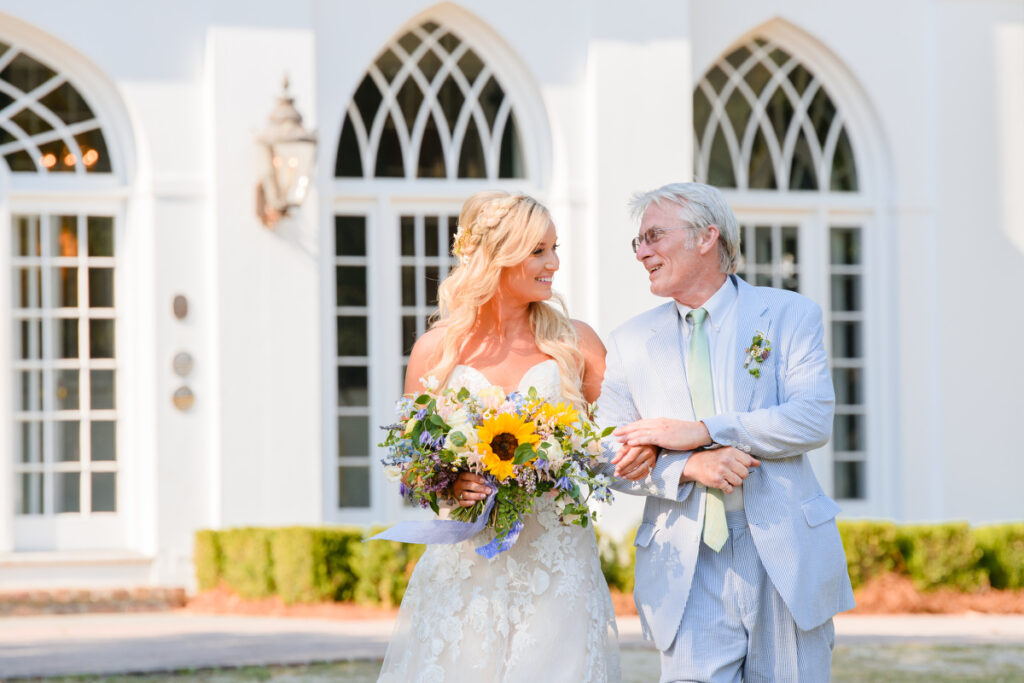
597,276,855,654
659,510,836,682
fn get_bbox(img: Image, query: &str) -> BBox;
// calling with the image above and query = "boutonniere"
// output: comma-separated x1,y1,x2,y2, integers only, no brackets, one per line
744,331,771,378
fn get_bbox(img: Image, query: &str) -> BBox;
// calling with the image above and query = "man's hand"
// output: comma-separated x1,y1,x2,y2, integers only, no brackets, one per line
611,444,659,480
614,418,712,451
681,447,760,494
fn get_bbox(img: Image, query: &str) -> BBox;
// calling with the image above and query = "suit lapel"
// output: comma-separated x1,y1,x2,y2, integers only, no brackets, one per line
645,302,695,421
732,277,771,413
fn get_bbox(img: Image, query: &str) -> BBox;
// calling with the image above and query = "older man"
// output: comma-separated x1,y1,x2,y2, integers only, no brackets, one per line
603,182,854,681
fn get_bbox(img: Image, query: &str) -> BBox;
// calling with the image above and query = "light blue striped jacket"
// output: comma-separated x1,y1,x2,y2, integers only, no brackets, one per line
598,276,855,651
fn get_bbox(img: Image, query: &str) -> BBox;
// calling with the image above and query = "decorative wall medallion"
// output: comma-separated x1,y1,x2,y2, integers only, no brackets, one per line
172,386,195,412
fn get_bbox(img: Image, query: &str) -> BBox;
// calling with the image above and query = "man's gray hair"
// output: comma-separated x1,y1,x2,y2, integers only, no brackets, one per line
628,182,740,274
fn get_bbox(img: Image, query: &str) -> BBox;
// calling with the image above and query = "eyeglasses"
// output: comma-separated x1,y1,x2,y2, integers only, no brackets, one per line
630,225,695,253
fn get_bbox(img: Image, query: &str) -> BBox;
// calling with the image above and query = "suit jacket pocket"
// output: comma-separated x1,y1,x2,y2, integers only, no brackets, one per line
634,522,656,548
802,493,841,527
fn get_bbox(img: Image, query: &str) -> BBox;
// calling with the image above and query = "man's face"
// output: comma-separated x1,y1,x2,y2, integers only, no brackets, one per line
634,202,702,301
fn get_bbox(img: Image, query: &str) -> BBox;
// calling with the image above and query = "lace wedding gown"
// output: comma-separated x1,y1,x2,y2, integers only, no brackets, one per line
378,360,621,683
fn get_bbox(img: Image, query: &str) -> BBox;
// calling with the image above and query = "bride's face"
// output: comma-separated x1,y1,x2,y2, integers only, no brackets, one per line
499,222,559,304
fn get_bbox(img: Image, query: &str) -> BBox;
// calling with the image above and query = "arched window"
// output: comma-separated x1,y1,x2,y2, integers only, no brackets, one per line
328,15,537,523
335,20,524,180
694,37,856,192
2,36,125,551
0,40,112,174
694,35,871,505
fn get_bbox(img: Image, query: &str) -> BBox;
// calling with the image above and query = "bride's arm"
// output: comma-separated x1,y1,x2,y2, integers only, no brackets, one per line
404,327,444,396
571,320,606,404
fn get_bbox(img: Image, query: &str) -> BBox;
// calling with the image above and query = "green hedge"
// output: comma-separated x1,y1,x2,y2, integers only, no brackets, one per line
974,523,1024,590
196,521,1024,605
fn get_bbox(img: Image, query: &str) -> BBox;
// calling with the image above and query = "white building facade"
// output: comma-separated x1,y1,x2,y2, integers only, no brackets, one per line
0,0,1021,590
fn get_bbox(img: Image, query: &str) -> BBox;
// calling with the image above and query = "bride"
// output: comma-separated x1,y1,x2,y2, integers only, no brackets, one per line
377,191,655,683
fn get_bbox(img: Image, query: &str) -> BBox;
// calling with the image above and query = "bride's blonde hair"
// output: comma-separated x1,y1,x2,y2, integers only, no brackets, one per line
427,191,586,406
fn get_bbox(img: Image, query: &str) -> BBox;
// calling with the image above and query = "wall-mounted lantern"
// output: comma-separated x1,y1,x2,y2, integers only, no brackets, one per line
255,76,317,229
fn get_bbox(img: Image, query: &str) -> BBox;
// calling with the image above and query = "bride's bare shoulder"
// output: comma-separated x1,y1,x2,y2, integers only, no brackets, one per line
571,319,606,356
410,325,446,361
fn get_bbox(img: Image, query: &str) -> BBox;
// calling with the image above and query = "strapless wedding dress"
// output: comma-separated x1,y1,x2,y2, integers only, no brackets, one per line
378,360,621,683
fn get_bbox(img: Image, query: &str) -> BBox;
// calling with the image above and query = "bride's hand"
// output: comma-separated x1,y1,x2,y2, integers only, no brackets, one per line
451,472,492,507
611,444,658,480
614,418,712,452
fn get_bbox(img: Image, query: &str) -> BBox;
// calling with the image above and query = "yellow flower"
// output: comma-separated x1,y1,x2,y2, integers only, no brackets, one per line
536,401,579,428
476,412,540,481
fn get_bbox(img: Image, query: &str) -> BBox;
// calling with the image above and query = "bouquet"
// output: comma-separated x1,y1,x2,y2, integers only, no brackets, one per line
378,377,615,556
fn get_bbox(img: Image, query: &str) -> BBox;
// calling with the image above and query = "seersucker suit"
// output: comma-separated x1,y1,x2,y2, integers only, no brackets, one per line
598,275,855,653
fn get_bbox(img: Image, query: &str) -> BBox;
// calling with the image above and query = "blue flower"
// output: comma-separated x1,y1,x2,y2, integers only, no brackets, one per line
556,476,573,490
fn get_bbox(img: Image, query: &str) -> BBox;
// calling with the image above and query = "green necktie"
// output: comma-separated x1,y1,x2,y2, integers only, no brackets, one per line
686,308,728,552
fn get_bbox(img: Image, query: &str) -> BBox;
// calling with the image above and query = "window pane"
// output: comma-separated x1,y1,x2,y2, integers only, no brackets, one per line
50,216,78,257
18,473,44,515
335,216,366,256
830,228,861,265
830,274,861,312
754,226,772,264
337,366,368,407
86,216,114,257
56,420,80,462
57,369,80,410
91,369,116,409
338,466,371,507
425,266,440,305
56,318,78,358
833,367,864,406
18,370,43,411
91,472,116,512
834,461,864,500
831,321,862,359
402,315,417,356
17,267,42,308
401,266,416,306
16,215,40,257
18,319,42,359
91,421,116,461
400,216,416,257
19,421,42,463
338,416,370,457
56,472,80,513
755,273,773,287
89,319,116,358
833,414,864,452
89,268,115,307
76,128,111,173
335,266,366,306
425,216,439,256
336,316,367,356
51,266,77,307
781,226,799,264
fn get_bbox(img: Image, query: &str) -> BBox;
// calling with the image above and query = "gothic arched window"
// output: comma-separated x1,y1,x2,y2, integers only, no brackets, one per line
693,37,856,192
335,21,524,180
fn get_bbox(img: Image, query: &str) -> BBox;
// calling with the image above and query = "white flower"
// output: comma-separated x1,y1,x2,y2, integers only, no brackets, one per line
420,375,440,392
586,438,603,456
544,441,567,467
569,432,585,452
383,465,403,483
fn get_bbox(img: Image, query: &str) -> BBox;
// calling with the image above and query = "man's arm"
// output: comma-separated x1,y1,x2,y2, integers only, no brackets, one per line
595,334,697,502
702,302,835,460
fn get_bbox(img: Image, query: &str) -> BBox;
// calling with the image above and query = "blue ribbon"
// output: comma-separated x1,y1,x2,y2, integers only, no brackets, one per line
366,492,497,548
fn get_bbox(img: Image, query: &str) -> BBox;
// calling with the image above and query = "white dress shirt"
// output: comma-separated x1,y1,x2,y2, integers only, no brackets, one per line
675,274,745,511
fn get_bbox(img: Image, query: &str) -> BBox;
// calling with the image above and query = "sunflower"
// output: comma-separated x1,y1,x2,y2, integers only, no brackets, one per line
476,412,540,481
536,401,579,428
